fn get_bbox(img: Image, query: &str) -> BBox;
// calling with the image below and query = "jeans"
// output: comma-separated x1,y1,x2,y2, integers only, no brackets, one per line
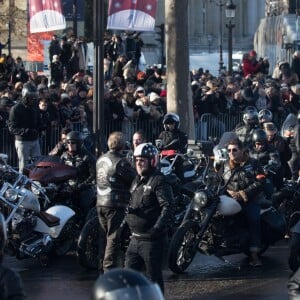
242,200,261,252
125,235,166,294
97,206,126,272
15,139,41,173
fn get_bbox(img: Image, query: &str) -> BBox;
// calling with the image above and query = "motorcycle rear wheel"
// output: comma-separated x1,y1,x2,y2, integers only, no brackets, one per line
77,216,106,270
54,217,78,256
167,220,199,274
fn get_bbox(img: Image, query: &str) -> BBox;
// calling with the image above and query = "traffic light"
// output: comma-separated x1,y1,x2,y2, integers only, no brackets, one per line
155,24,165,44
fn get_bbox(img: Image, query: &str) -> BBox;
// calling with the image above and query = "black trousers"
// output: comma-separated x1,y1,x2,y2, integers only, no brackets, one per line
97,206,125,272
125,235,166,294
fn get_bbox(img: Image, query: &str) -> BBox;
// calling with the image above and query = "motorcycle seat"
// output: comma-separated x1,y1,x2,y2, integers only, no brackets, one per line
37,211,60,227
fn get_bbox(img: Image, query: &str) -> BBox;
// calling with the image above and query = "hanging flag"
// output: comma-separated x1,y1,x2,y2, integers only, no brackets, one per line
107,0,157,32
29,0,66,33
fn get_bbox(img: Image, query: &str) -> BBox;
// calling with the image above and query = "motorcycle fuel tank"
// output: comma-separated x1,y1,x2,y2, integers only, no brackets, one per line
29,161,78,184
217,195,242,216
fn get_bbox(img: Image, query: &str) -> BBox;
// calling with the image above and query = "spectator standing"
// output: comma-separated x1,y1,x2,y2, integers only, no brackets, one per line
7,83,41,172
292,51,300,80
50,54,64,88
48,34,62,63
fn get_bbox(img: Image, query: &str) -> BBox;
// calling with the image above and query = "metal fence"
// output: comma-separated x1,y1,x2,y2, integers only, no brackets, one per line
0,113,242,168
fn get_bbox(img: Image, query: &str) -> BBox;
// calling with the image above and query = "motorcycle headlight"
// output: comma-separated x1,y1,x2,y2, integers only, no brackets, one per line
193,191,208,209
31,181,42,195
4,188,18,202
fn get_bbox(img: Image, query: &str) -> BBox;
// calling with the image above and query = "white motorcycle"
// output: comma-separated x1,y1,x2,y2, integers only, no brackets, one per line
0,153,76,265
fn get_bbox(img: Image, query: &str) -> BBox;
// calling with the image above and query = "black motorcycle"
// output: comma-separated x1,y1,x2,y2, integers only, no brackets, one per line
167,150,287,274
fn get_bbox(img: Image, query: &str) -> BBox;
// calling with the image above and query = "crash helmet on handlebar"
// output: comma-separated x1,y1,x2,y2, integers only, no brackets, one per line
163,113,180,130
134,142,159,168
92,268,164,300
0,212,7,263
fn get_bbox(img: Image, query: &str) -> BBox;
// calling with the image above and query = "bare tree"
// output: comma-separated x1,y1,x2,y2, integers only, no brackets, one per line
165,0,194,139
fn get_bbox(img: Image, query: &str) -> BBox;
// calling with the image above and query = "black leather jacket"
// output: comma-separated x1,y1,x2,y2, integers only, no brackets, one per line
126,169,175,239
96,151,136,208
222,156,264,200
0,265,25,300
8,100,39,141
60,146,96,190
248,143,281,175
158,129,188,154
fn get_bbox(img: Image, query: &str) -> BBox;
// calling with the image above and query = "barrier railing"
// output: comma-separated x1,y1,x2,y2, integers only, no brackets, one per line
0,113,242,168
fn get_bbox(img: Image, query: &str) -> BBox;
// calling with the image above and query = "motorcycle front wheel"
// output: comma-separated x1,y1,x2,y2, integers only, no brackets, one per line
77,216,106,270
167,220,199,274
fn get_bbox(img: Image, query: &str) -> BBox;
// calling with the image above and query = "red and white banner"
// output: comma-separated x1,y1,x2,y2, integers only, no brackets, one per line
29,0,66,33
107,0,157,32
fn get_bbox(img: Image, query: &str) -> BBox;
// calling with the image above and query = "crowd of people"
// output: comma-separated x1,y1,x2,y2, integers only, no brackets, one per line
2,40,300,299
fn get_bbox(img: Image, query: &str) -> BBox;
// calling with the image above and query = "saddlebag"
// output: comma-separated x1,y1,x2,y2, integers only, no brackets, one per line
261,207,286,243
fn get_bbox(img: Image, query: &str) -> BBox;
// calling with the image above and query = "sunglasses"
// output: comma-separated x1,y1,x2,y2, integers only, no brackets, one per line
137,90,144,93
227,148,238,153
255,142,264,145
67,141,77,145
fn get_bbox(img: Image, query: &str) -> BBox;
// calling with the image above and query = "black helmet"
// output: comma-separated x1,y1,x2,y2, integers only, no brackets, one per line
133,143,159,168
258,109,273,124
0,212,7,263
243,108,258,126
163,113,180,130
21,82,38,104
252,128,267,144
92,268,164,300
66,131,83,146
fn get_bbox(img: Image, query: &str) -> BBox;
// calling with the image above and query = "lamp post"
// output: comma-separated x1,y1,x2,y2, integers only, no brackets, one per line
225,0,236,75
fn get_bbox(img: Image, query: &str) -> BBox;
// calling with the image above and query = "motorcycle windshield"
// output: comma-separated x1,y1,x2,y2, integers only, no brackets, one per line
213,131,238,161
281,113,298,137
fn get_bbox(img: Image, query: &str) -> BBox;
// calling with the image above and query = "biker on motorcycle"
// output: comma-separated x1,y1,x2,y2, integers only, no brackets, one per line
49,127,72,156
258,109,273,128
234,107,259,147
0,212,25,300
248,128,281,198
60,130,96,216
220,138,265,266
157,113,188,154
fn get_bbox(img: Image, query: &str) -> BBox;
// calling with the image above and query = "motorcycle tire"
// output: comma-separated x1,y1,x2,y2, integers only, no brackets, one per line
54,217,78,257
289,232,300,272
167,220,199,274
77,216,106,270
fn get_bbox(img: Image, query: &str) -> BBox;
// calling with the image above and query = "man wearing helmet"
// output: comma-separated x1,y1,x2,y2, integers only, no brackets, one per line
248,129,281,198
60,131,96,215
125,142,174,293
8,82,41,172
258,109,273,128
96,132,136,273
0,213,25,299
234,107,259,147
157,112,188,154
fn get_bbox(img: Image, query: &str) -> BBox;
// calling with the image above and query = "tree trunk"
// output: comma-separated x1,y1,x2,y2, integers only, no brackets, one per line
165,0,195,139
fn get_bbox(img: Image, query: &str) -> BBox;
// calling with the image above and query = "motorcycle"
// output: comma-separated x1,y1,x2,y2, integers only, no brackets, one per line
272,178,300,272
26,155,96,219
0,153,77,265
167,133,287,274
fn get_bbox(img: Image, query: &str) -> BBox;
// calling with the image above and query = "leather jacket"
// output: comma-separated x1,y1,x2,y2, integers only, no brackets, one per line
126,169,175,239
222,155,264,200
248,143,281,175
60,146,96,190
96,151,136,207
158,129,188,154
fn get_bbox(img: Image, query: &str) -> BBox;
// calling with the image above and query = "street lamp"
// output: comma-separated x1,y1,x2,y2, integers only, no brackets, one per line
225,0,236,75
